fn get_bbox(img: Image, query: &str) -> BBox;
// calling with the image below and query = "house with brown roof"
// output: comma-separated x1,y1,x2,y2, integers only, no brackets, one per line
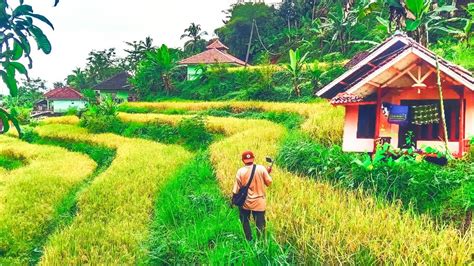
93,72,134,101
179,39,247,80
35,87,86,114
317,33,474,158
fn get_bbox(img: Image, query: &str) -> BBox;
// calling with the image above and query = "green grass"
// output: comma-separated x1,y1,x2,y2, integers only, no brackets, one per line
0,155,24,171
145,152,294,265
23,133,116,264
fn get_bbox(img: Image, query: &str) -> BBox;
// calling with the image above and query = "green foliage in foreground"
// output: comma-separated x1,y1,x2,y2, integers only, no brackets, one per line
0,154,24,170
145,152,294,265
277,132,473,225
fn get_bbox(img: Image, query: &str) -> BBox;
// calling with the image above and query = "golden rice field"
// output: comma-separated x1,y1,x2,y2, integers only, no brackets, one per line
118,111,473,264
34,124,192,264
0,136,96,264
1,101,472,264
122,101,345,145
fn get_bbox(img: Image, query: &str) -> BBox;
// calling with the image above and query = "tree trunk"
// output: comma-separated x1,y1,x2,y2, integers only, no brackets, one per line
419,25,428,47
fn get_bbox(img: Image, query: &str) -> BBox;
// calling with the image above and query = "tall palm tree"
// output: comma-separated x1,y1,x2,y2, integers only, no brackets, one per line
124,36,155,70
66,68,89,89
181,23,208,54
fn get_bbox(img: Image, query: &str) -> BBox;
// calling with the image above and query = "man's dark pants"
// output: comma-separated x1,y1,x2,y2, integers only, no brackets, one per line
239,208,266,241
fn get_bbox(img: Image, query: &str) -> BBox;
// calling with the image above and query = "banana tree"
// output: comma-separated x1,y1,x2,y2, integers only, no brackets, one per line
0,0,59,137
133,45,178,96
446,3,473,47
285,49,308,97
361,0,459,46
404,0,457,46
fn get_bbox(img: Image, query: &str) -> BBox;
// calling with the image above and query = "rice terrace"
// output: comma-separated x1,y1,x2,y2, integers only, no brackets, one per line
0,0,473,265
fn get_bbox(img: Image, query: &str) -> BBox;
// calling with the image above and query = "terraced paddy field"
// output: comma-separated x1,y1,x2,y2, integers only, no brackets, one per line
0,101,472,264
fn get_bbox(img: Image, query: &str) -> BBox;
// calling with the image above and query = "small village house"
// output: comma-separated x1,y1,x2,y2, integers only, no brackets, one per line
93,72,134,101
35,87,86,114
317,33,474,158
179,39,247,80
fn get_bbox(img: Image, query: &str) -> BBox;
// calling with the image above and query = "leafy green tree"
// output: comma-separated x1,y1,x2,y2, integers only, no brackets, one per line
0,0,59,135
364,0,459,46
181,23,208,55
84,48,123,86
124,36,155,70
449,3,473,46
131,45,179,97
53,81,65,88
15,78,46,107
216,3,282,63
66,67,89,89
285,48,308,97
403,0,457,46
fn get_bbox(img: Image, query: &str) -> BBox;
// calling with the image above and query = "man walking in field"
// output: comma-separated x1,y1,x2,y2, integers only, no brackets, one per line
232,151,272,241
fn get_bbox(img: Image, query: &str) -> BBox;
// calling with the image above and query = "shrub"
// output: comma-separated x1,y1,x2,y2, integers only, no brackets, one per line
65,107,79,116
177,116,213,150
80,96,120,133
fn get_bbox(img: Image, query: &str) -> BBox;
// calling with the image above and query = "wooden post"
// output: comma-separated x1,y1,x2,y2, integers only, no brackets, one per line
459,86,465,157
374,86,382,152
435,56,450,157
244,19,255,67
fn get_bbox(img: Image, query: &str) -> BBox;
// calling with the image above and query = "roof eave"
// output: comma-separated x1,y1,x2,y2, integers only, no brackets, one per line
316,36,409,98
345,48,474,95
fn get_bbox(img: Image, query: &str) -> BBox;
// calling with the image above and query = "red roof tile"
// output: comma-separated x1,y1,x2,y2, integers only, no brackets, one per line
330,92,364,105
179,48,246,66
44,87,83,100
206,39,229,50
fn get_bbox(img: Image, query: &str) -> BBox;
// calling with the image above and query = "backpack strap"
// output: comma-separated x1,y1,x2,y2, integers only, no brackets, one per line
244,165,257,189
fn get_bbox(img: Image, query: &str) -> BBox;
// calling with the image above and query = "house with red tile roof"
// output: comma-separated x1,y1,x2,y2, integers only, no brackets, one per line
317,33,474,158
35,87,86,113
179,39,247,80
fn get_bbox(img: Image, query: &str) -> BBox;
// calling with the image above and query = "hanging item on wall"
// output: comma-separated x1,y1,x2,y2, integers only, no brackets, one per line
382,102,391,117
388,104,410,125
412,104,440,125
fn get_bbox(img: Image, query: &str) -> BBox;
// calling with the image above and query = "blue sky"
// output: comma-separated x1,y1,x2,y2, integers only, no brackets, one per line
2,0,239,93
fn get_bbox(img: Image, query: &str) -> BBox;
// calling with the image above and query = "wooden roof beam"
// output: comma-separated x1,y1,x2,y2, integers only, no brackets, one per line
382,64,418,88
368,81,381,87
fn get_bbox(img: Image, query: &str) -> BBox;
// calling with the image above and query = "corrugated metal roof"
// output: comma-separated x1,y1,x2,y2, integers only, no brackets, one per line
317,33,474,99
93,72,132,91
